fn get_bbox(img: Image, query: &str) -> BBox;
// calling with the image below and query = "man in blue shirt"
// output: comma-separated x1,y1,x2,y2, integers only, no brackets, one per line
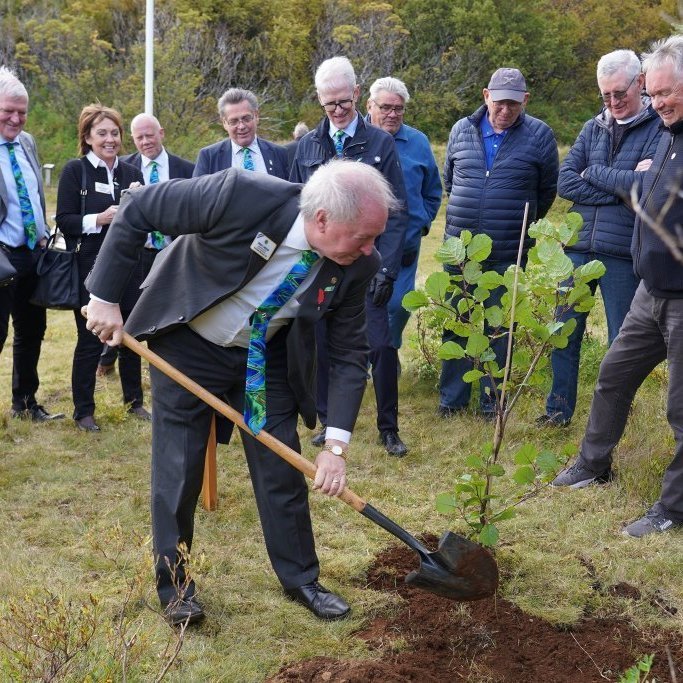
366,77,442,350
0,66,64,422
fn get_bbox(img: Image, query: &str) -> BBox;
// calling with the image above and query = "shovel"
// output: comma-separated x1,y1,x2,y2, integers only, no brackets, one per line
122,331,499,601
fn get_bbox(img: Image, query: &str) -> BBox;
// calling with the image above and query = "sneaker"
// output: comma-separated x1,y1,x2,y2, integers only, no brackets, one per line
550,459,612,489
536,413,571,428
622,507,682,538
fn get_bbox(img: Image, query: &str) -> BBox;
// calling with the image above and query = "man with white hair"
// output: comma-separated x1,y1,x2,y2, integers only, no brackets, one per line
291,56,410,457
85,160,398,624
552,36,683,538
538,50,662,428
366,77,442,350
0,66,63,421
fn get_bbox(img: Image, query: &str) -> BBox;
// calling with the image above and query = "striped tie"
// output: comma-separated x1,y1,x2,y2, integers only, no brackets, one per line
334,130,345,158
148,161,165,248
3,142,38,249
244,250,319,434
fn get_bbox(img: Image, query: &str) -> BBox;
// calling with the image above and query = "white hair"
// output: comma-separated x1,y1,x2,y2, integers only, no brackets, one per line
299,160,400,222
596,49,641,82
369,77,410,103
642,35,683,79
0,66,28,101
315,57,356,94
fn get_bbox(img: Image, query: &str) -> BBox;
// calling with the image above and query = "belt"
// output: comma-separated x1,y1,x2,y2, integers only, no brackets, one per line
0,242,30,253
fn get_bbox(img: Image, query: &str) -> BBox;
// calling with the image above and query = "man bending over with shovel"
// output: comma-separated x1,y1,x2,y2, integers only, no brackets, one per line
84,160,399,625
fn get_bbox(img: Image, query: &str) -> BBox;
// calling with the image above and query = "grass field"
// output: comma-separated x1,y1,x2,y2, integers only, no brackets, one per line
0,188,681,680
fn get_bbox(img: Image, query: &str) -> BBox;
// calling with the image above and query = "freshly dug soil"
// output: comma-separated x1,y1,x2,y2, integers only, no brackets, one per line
269,538,682,682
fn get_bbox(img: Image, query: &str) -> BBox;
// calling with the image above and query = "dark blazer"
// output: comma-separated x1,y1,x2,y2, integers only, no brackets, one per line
0,131,46,228
290,115,408,280
192,138,289,179
86,168,379,431
120,150,195,179
57,157,144,306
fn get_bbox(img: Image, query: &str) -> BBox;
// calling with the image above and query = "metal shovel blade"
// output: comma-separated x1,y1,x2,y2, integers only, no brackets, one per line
405,530,499,601
361,504,498,601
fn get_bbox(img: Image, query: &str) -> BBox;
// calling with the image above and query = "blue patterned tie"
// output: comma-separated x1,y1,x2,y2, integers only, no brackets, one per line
242,147,255,171
148,161,165,249
244,250,319,434
334,130,345,158
3,142,37,249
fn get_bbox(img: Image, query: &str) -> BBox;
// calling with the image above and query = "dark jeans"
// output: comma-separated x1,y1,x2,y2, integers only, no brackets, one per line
316,293,398,433
579,282,683,520
0,244,46,410
546,252,639,421
439,263,509,414
148,326,318,604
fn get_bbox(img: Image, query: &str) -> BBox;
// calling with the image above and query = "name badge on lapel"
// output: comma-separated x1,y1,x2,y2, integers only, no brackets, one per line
250,232,276,260
95,182,112,194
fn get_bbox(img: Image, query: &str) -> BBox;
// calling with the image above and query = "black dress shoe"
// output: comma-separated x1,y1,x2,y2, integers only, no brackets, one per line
128,406,151,420
379,430,408,457
284,581,350,620
75,416,100,432
311,426,326,448
12,404,65,422
163,597,205,626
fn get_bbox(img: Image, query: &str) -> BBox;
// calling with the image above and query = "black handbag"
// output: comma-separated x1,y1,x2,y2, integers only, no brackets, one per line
29,231,80,309
0,247,17,287
30,159,86,309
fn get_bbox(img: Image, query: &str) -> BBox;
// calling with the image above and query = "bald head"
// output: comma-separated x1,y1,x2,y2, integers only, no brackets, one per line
130,113,165,159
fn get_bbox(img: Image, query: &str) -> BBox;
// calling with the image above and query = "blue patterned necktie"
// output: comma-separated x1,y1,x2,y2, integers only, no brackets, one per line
334,130,345,158
242,147,255,171
148,161,165,249
244,249,319,434
3,142,37,249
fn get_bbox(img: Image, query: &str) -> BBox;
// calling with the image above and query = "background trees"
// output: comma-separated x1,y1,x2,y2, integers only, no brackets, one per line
0,0,677,166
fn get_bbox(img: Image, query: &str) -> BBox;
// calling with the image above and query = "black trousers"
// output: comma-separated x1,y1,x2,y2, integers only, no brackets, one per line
0,244,46,411
147,325,319,605
316,293,398,433
71,234,143,419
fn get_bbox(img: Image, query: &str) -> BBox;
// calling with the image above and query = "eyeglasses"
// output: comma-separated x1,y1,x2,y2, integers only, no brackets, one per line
224,114,255,128
0,107,27,118
599,74,638,104
320,99,354,113
374,103,405,115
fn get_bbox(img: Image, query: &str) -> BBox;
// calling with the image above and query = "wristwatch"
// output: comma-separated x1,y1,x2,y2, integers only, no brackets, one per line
324,441,348,459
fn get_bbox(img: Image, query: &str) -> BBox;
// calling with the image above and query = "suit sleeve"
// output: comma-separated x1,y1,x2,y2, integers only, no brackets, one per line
325,256,380,432
374,136,408,279
192,148,210,177
55,160,86,237
86,171,239,302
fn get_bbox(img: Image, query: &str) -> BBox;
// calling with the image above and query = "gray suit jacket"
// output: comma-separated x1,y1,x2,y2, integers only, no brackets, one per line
193,138,289,179
0,131,46,228
85,168,379,430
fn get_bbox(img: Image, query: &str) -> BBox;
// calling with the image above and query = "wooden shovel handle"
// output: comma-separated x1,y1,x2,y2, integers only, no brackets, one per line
122,332,368,513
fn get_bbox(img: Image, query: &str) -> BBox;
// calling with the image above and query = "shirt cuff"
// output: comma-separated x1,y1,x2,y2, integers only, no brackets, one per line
324,427,351,445
82,214,101,234
89,294,117,305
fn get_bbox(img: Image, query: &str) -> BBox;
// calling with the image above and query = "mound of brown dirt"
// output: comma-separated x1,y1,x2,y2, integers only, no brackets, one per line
269,539,682,682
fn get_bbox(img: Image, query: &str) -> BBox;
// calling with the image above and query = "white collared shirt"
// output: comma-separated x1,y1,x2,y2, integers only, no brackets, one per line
0,133,47,247
81,151,120,233
140,148,170,184
230,137,268,173
189,213,322,346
